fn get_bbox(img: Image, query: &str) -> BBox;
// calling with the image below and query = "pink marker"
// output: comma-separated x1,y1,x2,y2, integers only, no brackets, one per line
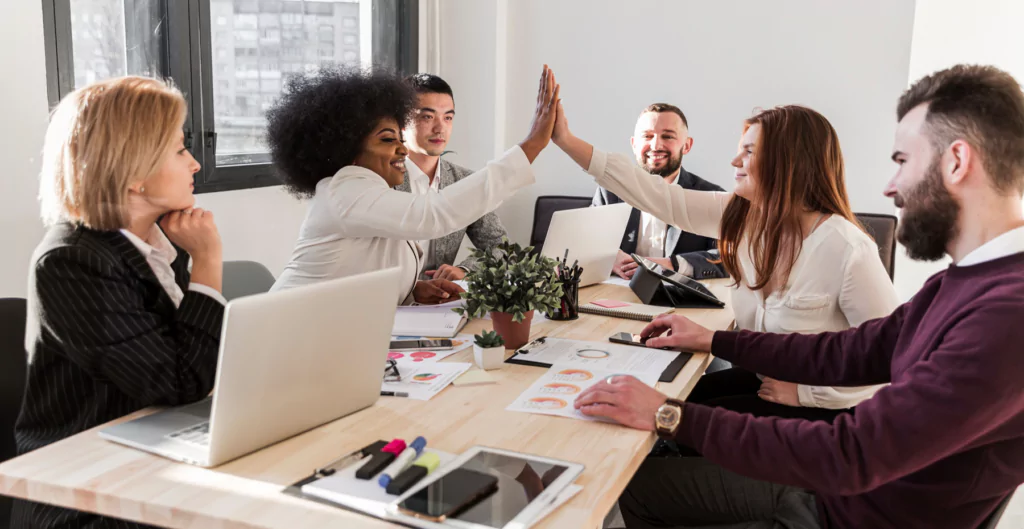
382,439,407,455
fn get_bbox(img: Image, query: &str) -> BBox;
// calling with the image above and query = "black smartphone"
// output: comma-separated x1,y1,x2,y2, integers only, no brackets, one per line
389,339,454,351
609,332,646,347
396,467,499,522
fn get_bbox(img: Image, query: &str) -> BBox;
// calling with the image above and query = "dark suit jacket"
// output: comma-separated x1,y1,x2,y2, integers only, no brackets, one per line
593,167,728,279
12,222,224,529
395,157,510,278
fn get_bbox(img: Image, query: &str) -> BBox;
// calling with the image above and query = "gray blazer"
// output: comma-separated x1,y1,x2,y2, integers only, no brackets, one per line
395,158,509,277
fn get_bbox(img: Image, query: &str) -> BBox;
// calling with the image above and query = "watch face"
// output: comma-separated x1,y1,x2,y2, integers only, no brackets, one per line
657,403,681,429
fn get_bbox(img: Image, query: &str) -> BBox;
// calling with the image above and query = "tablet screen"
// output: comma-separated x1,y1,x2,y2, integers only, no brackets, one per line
449,450,569,527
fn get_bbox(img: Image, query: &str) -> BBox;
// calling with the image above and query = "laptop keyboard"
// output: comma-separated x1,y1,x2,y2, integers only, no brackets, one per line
166,422,211,447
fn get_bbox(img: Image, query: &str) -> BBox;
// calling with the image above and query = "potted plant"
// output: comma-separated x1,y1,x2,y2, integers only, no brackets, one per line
473,330,506,370
456,239,563,349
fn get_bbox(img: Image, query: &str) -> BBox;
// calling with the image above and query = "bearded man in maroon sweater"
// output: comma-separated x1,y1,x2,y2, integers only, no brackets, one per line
574,64,1024,529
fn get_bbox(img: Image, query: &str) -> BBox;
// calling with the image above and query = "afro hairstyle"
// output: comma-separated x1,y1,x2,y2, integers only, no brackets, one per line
266,66,417,198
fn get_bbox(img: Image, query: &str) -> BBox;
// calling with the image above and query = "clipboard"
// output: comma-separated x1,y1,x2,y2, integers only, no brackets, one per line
281,439,455,526
504,337,693,383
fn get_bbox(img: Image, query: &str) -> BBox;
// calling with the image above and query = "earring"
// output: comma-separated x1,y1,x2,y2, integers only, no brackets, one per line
139,186,146,193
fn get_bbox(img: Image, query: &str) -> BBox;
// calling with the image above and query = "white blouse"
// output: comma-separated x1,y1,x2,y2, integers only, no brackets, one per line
273,146,534,304
588,149,901,409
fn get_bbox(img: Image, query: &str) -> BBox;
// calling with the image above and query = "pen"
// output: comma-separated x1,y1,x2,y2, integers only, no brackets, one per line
380,391,410,397
517,335,548,354
314,439,387,478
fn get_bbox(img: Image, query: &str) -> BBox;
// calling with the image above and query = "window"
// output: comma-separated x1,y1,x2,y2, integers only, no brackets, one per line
43,0,418,193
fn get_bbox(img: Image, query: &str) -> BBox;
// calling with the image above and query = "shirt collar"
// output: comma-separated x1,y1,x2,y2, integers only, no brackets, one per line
120,224,178,263
408,158,440,187
956,225,1024,267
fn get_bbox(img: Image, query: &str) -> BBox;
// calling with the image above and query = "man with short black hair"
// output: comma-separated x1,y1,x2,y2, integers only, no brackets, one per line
396,73,509,281
594,103,727,280
577,64,1024,529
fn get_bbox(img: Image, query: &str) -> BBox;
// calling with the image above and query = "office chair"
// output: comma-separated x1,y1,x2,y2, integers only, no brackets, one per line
980,491,1015,529
529,195,593,253
854,213,897,281
222,260,276,301
0,298,28,529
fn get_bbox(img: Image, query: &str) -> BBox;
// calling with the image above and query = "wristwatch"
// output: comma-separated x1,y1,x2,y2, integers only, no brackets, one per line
655,399,685,439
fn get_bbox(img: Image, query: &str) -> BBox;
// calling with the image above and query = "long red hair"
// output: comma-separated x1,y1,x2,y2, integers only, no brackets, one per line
718,105,862,291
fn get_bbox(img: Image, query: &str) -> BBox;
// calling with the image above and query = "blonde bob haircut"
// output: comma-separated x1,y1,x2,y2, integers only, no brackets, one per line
39,76,187,230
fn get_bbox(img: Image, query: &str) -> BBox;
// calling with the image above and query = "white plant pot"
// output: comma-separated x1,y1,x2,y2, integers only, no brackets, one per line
473,344,505,370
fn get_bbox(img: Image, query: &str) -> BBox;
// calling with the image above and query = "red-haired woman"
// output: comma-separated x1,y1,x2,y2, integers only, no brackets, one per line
555,102,899,422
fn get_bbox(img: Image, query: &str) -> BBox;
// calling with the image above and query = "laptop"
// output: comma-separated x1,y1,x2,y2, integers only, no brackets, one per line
99,267,402,467
540,203,632,287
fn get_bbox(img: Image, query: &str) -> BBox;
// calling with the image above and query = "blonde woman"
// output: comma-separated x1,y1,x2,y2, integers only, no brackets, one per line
13,77,224,529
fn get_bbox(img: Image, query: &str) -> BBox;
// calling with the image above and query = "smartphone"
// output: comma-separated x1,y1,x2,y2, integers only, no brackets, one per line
609,332,646,347
389,339,454,351
396,467,499,522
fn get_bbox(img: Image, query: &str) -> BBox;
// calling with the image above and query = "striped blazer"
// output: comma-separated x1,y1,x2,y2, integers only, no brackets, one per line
12,222,224,529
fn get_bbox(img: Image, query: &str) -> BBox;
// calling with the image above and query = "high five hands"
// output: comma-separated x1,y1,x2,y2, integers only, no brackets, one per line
519,65,561,163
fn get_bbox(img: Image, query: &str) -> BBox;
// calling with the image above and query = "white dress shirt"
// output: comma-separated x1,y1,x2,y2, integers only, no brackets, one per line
406,159,442,274
956,225,1024,266
119,225,226,307
588,149,901,409
636,172,680,258
273,146,534,304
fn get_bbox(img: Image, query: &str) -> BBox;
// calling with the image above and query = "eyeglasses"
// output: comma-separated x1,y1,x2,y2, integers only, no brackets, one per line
383,359,402,382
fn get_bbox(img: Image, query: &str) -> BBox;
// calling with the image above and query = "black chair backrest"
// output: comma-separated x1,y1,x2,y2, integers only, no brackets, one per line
529,195,594,253
0,297,28,529
222,260,277,301
854,213,897,281
979,491,1014,529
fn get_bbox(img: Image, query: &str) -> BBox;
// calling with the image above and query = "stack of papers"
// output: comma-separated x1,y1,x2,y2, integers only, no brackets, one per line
392,301,467,338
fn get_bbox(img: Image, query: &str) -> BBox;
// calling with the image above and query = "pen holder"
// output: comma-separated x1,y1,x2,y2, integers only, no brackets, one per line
546,278,580,321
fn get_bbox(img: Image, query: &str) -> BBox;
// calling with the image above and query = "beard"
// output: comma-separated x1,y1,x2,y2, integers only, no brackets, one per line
638,149,683,177
896,158,960,261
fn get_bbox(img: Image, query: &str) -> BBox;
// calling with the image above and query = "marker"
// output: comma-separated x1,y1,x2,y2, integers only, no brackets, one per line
355,438,406,480
386,452,442,495
381,438,407,455
378,436,426,489
380,391,410,397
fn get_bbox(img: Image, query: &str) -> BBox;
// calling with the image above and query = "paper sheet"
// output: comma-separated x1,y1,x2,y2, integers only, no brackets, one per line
507,364,659,421
602,275,632,287
386,333,474,364
513,338,679,379
381,361,472,401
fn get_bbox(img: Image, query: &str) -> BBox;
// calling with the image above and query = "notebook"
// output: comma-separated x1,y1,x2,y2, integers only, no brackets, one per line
391,305,467,338
579,300,674,321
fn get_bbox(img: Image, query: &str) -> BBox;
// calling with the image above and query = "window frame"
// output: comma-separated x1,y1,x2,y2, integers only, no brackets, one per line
41,0,419,194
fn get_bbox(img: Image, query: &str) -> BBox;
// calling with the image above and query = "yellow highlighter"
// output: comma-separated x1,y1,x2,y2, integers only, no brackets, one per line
384,452,441,495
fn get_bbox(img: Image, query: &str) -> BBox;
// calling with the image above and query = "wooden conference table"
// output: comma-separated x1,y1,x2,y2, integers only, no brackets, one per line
0,279,735,529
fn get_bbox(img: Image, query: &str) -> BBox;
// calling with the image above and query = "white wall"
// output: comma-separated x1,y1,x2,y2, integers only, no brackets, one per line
1,0,921,298
0,3,50,298
436,0,916,281
896,0,1024,300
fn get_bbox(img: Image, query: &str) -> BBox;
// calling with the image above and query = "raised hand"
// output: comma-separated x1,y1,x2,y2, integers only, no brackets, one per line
519,65,561,163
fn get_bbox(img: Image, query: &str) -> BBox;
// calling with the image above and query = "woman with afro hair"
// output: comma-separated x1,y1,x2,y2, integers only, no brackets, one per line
268,65,559,304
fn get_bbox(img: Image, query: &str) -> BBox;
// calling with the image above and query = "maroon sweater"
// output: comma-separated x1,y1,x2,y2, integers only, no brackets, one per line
678,252,1024,529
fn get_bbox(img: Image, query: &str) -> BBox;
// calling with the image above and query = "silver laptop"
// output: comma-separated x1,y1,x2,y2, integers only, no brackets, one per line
540,203,632,286
99,267,402,467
